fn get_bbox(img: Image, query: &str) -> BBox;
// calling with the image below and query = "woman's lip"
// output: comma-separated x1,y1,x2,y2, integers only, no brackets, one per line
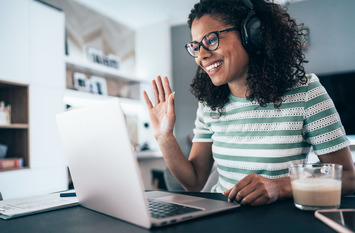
204,61,224,72
206,62,223,74
203,60,222,69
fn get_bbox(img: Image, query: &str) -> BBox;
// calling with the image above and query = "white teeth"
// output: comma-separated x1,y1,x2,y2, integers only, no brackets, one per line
206,61,223,71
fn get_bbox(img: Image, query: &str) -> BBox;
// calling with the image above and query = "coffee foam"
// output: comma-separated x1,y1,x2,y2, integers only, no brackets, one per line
291,178,341,190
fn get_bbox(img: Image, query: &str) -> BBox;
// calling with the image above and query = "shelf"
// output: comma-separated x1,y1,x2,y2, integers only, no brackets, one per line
63,89,144,118
65,56,141,84
0,124,29,129
64,88,141,104
0,167,28,172
136,150,163,159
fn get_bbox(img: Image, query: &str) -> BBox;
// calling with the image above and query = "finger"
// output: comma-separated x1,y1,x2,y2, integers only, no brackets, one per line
235,181,257,203
232,175,254,202
227,186,239,203
249,195,269,206
156,76,166,103
143,91,153,109
163,76,172,100
152,79,159,105
240,189,260,205
222,189,231,196
167,92,175,116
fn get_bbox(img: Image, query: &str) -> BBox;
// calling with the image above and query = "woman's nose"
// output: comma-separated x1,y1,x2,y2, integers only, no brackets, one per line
196,46,212,60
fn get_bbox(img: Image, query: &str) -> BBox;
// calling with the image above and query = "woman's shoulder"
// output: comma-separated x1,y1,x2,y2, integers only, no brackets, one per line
291,73,321,91
306,73,320,83
283,73,324,101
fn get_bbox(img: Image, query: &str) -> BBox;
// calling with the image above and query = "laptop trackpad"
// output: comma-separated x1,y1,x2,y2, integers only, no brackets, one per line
156,194,204,205
147,191,203,204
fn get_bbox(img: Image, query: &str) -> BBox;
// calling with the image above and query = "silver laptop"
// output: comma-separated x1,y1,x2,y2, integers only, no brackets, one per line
56,99,239,229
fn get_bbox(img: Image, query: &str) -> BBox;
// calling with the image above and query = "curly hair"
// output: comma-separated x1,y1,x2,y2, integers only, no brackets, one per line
188,0,308,111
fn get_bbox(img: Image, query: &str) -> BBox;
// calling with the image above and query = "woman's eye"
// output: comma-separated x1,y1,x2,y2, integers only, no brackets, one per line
208,38,218,45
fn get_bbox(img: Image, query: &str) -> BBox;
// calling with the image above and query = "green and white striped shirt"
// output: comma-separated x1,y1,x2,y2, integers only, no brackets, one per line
192,74,350,192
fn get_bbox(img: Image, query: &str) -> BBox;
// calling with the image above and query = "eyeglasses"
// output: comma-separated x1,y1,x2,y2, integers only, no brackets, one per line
185,27,237,58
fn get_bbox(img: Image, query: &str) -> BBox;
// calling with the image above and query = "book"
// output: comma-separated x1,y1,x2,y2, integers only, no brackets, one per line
0,191,78,219
0,158,23,170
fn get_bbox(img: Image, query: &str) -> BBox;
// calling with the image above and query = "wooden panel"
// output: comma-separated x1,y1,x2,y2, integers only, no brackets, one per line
0,128,29,167
0,80,29,171
0,81,28,124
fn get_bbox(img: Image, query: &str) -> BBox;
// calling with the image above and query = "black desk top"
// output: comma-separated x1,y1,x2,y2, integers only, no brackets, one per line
1,192,355,233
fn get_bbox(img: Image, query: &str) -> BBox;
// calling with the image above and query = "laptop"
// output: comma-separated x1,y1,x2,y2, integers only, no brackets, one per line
56,98,239,229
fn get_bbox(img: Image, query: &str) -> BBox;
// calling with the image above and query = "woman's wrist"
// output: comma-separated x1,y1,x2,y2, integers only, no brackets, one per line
277,177,293,199
155,133,176,145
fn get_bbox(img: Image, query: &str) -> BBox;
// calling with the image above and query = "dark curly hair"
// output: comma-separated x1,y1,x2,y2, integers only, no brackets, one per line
188,0,308,111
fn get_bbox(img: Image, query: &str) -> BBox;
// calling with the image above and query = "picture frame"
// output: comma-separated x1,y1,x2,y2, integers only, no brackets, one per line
90,76,108,95
85,46,120,70
107,53,120,69
73,72,90,92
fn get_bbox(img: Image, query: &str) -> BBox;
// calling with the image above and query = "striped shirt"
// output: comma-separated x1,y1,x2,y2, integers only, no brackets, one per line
192,74,350,192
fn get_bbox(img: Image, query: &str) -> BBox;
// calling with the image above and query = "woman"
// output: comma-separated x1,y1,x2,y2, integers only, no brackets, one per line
143,0,355,206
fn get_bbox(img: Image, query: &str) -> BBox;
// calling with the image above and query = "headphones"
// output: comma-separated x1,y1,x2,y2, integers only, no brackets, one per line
240,0,262,55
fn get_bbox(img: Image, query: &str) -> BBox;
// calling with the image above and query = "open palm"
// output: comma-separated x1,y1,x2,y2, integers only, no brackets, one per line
143,76,176,140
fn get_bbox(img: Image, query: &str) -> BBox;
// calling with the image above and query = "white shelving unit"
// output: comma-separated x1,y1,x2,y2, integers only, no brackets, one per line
64,56,160,161
64,55,146,105
0,0,68,200
65,56,142,83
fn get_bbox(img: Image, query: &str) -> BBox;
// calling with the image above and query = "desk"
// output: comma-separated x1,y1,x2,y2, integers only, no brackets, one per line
1,193,354,233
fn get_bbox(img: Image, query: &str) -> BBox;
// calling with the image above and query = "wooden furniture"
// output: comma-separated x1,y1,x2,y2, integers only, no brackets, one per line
0,80,29,171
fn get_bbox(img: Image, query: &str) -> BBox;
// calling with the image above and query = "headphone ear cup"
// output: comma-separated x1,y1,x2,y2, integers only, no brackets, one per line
241,14,262,55
246,16,262,52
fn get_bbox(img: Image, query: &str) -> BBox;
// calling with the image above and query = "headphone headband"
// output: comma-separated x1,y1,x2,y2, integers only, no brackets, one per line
239,0,262,55
241,0,254,10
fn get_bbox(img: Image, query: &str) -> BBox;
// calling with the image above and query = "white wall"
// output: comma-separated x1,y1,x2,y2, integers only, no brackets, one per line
134,20,174,154
135,21,173,85
134,19,174,172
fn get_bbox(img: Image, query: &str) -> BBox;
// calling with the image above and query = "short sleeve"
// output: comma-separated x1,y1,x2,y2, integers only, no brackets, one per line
303,74,350,155
192,102,213,142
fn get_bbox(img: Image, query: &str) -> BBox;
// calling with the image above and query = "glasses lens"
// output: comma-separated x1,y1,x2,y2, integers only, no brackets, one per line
186,42,199,57
203,33,219,51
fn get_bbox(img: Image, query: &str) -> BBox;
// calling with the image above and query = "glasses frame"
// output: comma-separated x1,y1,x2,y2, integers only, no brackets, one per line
185,27,237,58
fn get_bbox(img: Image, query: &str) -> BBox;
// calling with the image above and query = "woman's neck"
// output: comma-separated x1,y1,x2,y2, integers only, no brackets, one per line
228,78,249,98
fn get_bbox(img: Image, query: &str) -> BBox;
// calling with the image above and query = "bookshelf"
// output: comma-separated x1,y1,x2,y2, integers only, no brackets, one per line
0,80,29,171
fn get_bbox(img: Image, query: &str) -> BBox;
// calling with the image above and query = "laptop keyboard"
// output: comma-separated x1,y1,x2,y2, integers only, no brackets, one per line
147,198,202,219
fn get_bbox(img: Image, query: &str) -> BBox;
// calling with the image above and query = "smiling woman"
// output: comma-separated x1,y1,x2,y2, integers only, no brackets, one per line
143,0,355,207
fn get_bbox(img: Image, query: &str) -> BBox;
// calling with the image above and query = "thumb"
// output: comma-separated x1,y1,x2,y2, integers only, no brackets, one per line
167,92,175,115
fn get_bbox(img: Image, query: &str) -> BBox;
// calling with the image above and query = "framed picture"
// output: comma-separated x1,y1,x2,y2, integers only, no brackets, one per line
90,76,108,95
73,72,90,92
107,54,120,69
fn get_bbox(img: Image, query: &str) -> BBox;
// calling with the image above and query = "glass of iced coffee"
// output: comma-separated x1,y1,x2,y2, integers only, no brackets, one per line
289,163,342,211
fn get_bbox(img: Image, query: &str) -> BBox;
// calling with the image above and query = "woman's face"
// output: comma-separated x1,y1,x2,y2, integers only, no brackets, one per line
191,14,249,87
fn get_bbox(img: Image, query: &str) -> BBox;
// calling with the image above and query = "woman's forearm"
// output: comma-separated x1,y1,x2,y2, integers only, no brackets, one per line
156,134,203,191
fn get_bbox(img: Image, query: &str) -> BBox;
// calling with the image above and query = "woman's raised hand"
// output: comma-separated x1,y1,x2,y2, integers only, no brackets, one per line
143,76,175,140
